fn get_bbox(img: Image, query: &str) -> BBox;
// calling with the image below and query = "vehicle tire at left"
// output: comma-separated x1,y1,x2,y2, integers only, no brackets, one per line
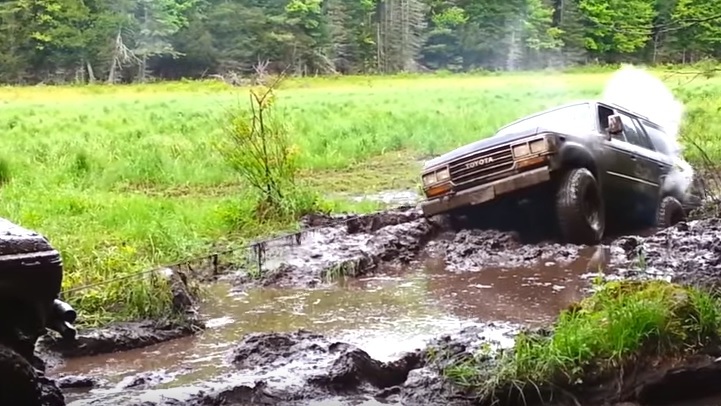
0,343,45,406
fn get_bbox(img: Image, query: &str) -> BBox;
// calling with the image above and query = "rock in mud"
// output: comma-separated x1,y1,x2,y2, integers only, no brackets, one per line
235,207,439,288
55,375,98,389
39,318,204,358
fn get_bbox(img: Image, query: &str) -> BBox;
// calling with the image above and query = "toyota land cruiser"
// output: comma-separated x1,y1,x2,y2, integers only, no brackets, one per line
419,100,696,244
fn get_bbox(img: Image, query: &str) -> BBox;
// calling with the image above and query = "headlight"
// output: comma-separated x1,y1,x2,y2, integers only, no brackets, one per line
512,144,530,157
422,172,437,185
422,167,450,186
530,138,548,153
436,168,450,181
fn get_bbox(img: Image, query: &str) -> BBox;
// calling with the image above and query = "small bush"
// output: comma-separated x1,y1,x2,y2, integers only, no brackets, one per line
215,78,320,222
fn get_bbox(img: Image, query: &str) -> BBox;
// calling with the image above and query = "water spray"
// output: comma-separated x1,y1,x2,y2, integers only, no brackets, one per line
601,64,695,199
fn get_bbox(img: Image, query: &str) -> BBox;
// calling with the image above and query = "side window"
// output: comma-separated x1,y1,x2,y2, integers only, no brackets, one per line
598,105,625,141
618,114,647,148
631,119,655,151
641,122,671,155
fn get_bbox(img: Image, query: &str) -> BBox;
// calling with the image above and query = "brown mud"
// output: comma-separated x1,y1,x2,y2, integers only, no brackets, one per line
36,202,721,405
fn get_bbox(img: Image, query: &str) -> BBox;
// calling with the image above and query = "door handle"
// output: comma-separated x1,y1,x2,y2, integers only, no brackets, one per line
630,155,637,160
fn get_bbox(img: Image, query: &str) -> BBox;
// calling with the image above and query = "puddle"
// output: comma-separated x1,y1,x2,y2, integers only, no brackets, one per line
50,245,609,404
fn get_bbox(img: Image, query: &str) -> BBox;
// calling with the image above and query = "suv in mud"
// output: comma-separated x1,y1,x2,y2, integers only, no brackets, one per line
420,100,696,244
0,217,77,404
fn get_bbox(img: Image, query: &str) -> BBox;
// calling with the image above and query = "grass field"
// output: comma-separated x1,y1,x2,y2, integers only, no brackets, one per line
2,69,721,325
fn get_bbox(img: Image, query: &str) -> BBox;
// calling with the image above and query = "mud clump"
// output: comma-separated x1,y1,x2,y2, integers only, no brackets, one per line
230,330,422,393
299,205,418,231
610,217,721,289
427,228,581,272
55,375,98,389
308,344,423,391
39,318,204,358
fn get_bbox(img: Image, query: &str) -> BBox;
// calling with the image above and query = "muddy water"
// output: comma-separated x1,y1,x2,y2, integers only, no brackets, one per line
50,246,608,404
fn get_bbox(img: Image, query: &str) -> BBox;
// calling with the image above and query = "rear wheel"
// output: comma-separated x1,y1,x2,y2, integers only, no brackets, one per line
656,195,686,229
555,168,605,244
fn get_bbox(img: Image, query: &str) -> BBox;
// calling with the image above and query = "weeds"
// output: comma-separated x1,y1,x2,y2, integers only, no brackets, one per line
444,280,721,402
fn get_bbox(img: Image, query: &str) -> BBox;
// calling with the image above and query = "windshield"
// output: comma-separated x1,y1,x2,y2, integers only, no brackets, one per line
495,103,594,137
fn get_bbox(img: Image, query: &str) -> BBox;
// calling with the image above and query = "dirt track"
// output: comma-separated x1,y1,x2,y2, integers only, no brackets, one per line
39,204,721,405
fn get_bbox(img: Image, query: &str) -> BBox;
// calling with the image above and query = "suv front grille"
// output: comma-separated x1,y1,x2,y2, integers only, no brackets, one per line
449,145,514,191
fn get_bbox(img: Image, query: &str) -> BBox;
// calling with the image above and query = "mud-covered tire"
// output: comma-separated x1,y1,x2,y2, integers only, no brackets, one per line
555,168,605,244
0,344,44,405
656,195,686,229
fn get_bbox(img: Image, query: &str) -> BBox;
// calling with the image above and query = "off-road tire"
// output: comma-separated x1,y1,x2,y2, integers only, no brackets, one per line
656,195,685,229
0,343,44,405
556,168,605,244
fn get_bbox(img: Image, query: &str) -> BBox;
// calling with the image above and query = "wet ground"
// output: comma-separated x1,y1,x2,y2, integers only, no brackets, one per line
49,248,605,404
39,202,721,405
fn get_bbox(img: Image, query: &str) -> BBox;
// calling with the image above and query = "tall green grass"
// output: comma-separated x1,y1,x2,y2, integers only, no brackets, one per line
1,72,721,324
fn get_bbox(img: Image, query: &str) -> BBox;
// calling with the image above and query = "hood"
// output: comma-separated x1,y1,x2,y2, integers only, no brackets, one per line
423,126,548,170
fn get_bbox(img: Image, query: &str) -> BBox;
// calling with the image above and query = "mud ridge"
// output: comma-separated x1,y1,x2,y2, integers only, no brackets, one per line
427,228,583,272
234,206,440,288
53,327,721,406
62,327,506,406
609,217,721,288
39,317,205,359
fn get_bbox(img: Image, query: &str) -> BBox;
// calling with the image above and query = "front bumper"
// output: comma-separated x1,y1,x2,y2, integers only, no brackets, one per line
420,166,552,217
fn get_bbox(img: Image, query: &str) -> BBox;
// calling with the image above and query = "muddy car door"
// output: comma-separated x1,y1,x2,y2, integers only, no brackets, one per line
636,120,675,187
616,113,661,195
595,104,637,201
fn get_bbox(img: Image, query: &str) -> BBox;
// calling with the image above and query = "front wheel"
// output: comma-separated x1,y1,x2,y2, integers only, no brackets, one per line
656,195,686,229
555,168,605,244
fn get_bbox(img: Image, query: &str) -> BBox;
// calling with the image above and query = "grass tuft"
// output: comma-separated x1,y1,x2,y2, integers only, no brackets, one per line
444,280,721,402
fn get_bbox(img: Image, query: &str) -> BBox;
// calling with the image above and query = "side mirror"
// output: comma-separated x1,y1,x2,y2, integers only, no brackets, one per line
607,114,623,135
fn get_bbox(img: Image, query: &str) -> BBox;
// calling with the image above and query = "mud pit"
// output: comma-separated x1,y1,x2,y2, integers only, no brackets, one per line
42,206,721,405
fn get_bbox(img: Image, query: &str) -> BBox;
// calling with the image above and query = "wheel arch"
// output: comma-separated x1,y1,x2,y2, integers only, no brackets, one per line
558,143,600,181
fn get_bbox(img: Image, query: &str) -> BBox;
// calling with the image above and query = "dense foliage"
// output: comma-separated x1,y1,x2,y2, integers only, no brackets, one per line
1,0,720,83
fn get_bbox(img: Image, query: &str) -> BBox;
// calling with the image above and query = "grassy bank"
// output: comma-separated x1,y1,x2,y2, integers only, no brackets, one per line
443,280,721,403
2,70,721,324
